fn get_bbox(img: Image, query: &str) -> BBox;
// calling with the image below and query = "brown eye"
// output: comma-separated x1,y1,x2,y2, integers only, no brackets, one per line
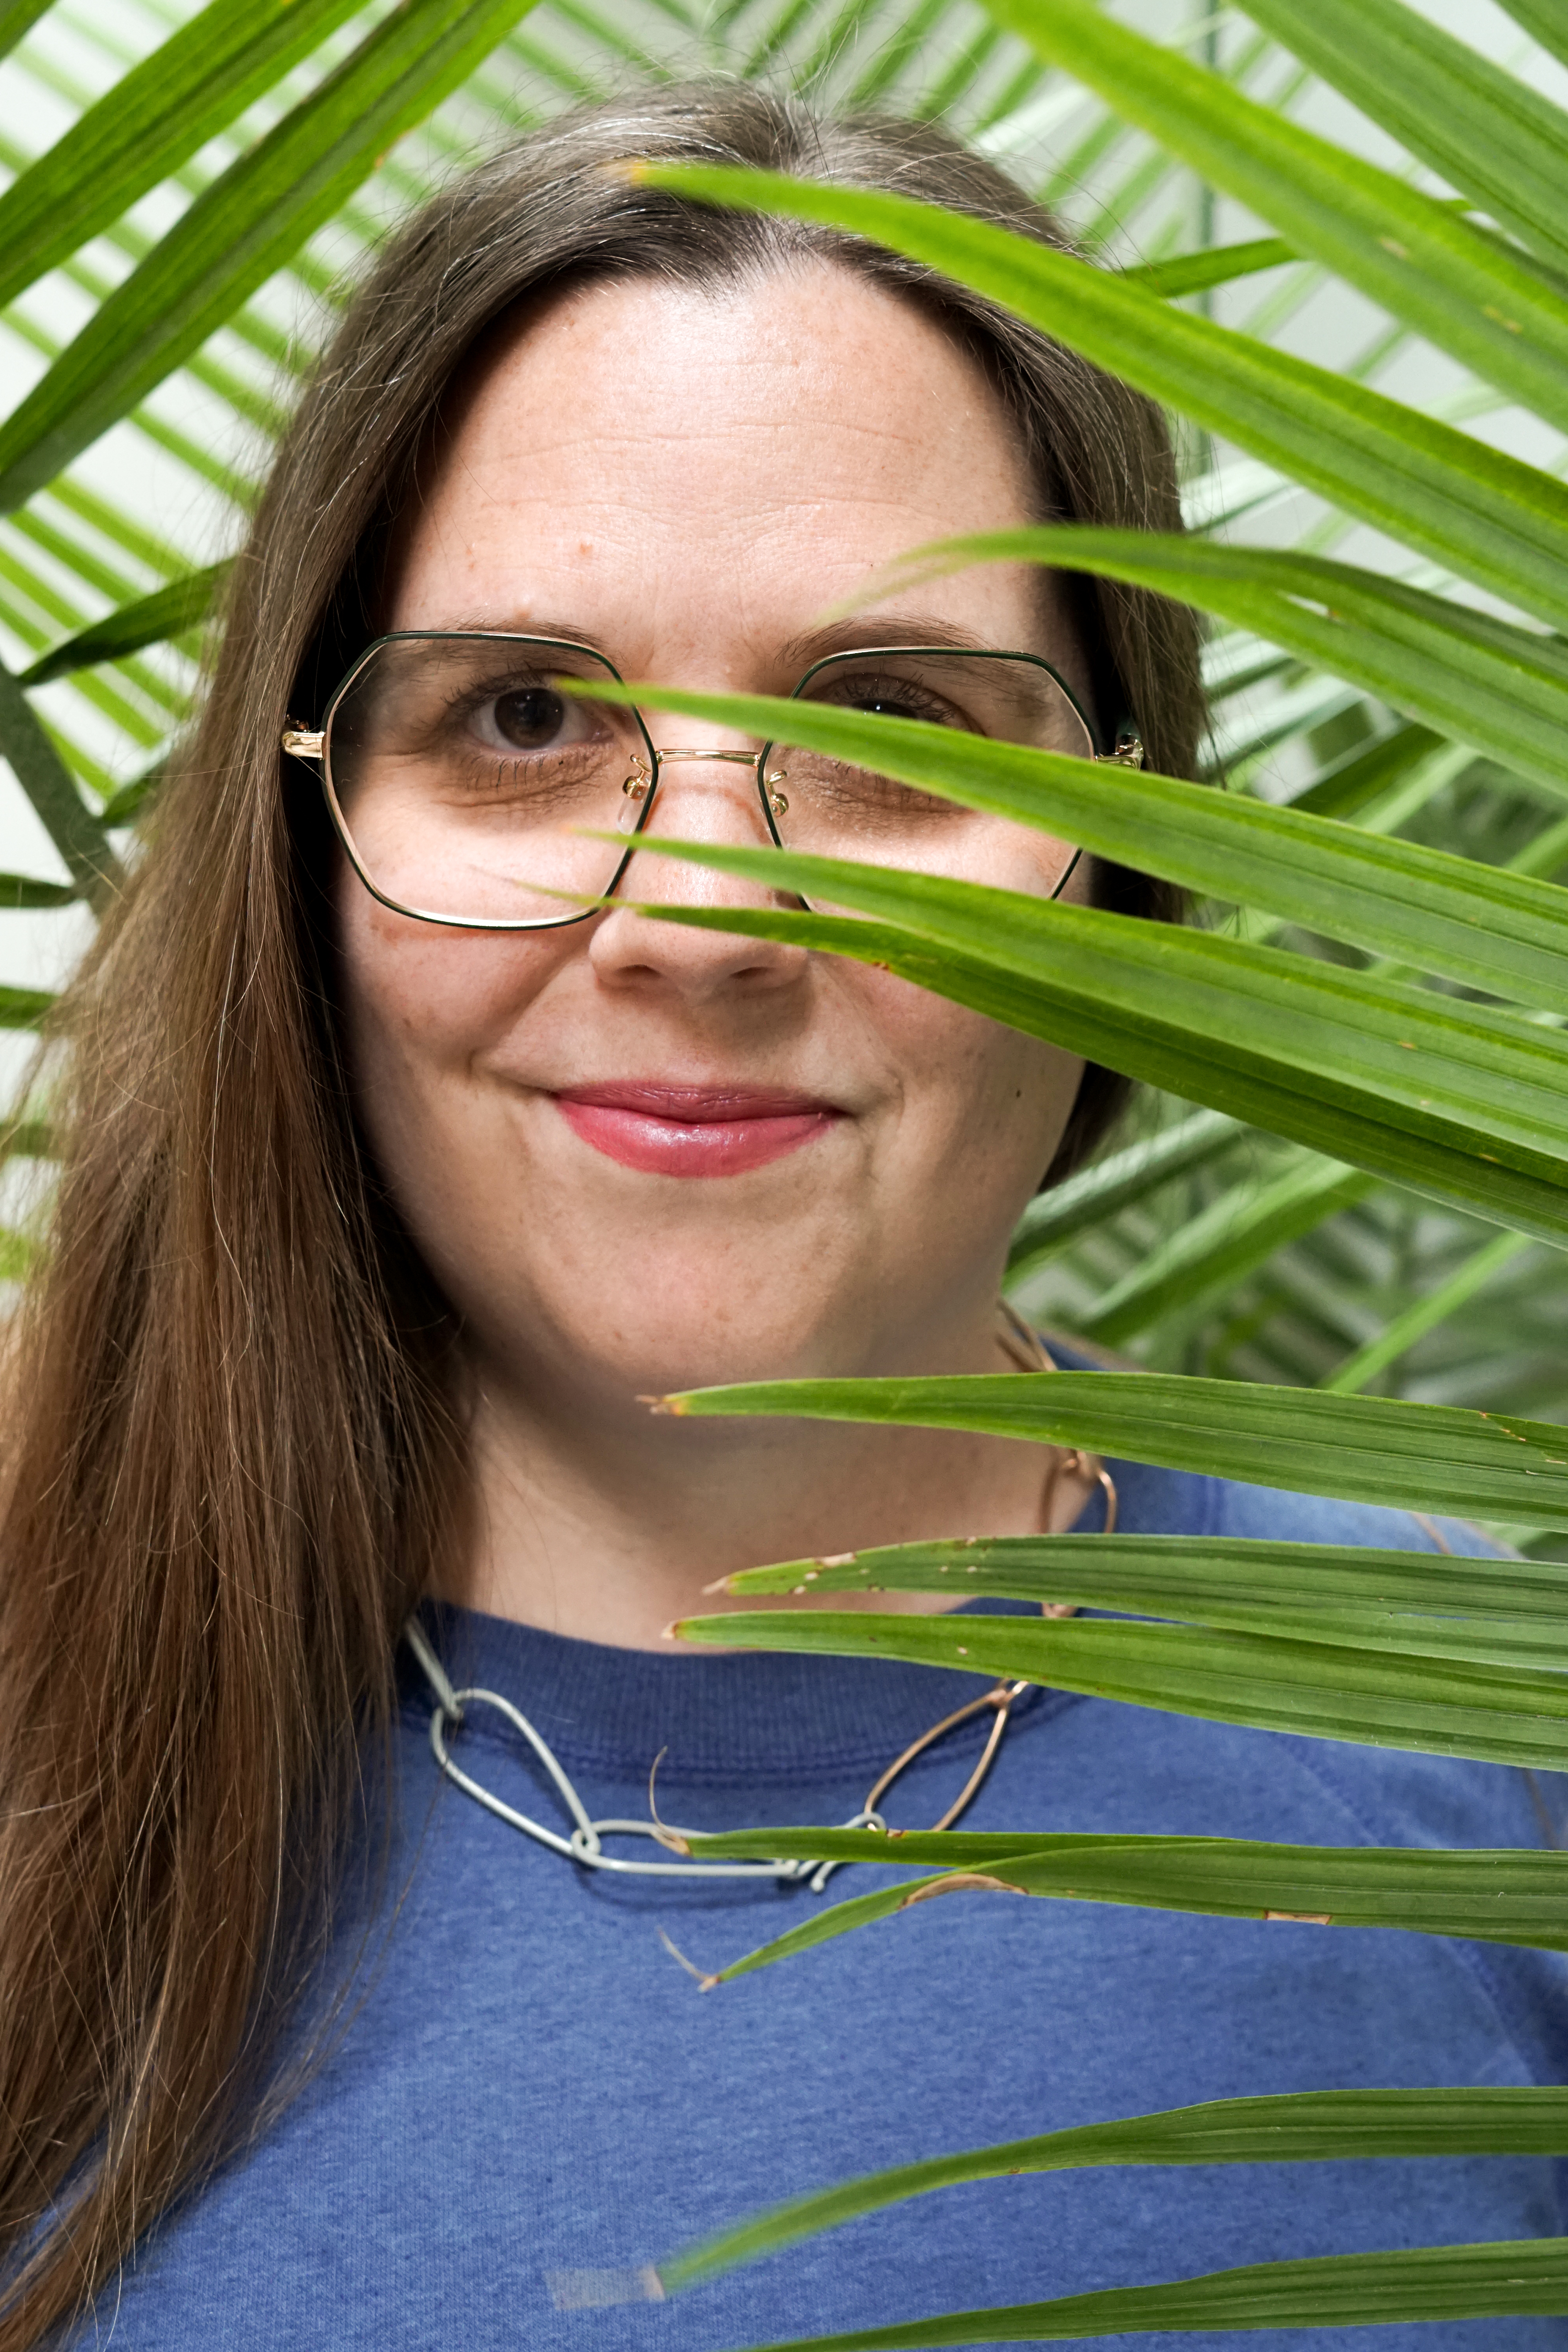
491,686,569,748
819,671,969,731
848,691,917,719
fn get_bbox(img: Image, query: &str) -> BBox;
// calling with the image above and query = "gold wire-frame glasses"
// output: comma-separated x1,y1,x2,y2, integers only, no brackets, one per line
280,630,1145,933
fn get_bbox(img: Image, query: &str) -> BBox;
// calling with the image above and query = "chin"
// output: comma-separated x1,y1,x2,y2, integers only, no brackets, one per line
600,1309,831,1397
448,1215,891,1399
555,1269,872,1401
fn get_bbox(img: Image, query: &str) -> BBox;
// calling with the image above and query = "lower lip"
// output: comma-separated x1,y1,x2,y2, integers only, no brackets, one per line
553,1098,837,1176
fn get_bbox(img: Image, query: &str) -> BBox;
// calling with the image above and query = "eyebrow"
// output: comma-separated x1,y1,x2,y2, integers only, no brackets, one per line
777,614,1036,668
408,610,1045,674
431,613,621,660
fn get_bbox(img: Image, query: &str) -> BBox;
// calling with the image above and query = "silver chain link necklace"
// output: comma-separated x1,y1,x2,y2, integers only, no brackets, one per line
403,1309,1117,1891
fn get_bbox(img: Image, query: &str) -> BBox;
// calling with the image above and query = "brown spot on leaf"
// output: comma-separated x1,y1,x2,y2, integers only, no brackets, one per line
899,1872,1027,1908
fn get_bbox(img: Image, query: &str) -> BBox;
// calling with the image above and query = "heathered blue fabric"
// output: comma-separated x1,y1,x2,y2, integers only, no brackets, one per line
82,1462,1568,2350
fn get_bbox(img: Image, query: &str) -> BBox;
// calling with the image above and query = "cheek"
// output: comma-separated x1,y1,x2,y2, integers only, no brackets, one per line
855,964,1083,1181
334,889,559,1173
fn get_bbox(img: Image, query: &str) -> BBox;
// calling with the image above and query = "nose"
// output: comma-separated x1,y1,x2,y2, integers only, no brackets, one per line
588,741,808,999
640,748,787,814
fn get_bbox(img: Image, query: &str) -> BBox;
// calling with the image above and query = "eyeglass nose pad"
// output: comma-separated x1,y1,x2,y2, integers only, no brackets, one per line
764,768,788,818
621,759,652,803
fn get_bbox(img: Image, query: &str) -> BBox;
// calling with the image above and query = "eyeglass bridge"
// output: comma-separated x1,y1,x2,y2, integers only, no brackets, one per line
622,748,790,817
622,734,1142,809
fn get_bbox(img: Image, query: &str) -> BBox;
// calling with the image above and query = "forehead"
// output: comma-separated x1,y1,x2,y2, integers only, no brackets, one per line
382,262,1050,663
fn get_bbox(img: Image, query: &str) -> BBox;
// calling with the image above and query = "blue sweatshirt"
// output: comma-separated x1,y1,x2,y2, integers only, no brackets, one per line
80,1460,1568,2350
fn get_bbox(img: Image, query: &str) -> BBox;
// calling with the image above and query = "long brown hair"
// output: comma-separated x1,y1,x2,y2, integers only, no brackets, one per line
0,81,1202,2342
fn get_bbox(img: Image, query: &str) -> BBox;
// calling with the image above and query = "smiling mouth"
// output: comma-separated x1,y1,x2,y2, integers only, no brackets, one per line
550,1082,842,1177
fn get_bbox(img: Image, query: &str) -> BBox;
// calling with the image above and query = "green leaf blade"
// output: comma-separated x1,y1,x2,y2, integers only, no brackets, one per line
1236,0,1568,277
604,849,1568,1246
1005,1108,1240,1280
575,665,1568,1009
1121,236,1297,300
714,1528,1568,1668
0,983,56,1030
655,1829,1568,1980
656,2239,1568,2347
1078,1157,1372,1346
981,0,1568,424
19,561,230,685
663,2088,1568,2291
672,1605,1568,1765
659,1369,1568,1524
0,0,376,312
849,527,1568,815
0,664,116,891
0,0,541,514
628,161,1568,630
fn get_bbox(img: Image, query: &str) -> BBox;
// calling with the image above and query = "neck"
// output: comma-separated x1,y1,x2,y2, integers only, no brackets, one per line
438,1307,1092,1650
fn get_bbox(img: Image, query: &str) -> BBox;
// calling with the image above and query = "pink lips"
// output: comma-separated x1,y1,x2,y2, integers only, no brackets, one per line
552,1082,840,1176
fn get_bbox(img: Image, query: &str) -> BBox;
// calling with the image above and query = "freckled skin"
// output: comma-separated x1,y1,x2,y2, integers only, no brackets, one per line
339,265,1098,1645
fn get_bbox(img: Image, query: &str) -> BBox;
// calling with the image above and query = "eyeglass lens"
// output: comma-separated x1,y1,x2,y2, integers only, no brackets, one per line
325,636,652,927
323,635,1090,928
765,649,1090,902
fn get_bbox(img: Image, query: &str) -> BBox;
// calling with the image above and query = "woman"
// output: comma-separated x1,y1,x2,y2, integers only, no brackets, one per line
0,81,1561,2352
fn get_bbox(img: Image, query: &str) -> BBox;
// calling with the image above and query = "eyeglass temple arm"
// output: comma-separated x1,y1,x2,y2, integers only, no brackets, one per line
280,718,1142,769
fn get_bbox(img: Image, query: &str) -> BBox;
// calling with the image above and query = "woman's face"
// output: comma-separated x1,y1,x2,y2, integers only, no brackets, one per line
338,263,1090,1408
